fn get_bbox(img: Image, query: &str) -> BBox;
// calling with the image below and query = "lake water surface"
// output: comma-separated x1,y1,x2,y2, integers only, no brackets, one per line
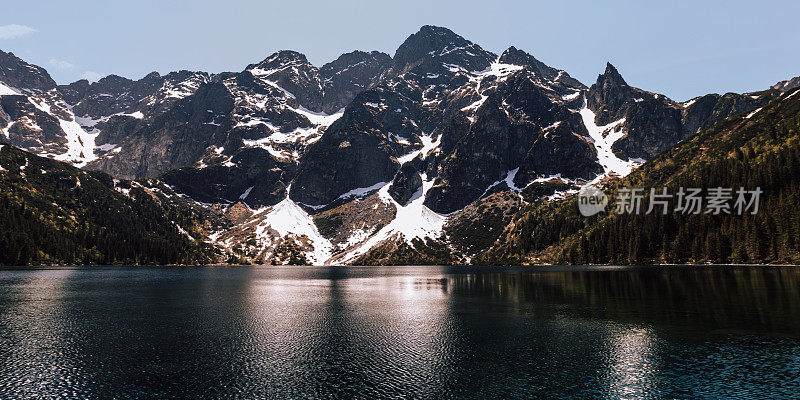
0,266,798,399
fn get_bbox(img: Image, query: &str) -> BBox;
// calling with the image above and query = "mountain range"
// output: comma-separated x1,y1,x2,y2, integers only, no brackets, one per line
1,25,798,265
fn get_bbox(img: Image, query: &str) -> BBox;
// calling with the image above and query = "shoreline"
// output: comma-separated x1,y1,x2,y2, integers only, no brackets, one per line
1,263,799,269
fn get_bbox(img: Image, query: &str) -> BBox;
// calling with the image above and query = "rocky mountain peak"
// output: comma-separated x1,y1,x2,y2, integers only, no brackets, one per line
773,76,800,92
320,50,391,76
391,25,495,75
498,46,530,63
498,46,585,89
57,79,90,104
143,71,162,80
252,50,312,71
93,74,135,91
0,49,58,93
586,62,633,118
246,50,323,111
319,50,392,113
599,62,627,87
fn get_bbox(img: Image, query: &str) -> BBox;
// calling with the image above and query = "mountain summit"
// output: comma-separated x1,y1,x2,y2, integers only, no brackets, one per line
390,25,495,75
0,26,795,265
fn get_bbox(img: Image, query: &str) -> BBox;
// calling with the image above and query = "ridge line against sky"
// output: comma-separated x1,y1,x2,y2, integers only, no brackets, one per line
2,0,799,101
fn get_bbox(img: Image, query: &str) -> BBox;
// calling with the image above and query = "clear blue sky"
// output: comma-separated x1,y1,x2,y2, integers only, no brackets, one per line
2,0,798,101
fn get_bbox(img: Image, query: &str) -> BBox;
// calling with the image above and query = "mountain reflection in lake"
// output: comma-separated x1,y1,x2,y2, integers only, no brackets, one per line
0,266,798,399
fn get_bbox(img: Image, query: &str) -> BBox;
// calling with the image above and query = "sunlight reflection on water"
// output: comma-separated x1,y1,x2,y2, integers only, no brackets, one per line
0,266,798,399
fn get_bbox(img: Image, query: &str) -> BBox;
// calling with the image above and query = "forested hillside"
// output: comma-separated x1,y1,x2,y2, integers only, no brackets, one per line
483,88,800,265
0,143,216,265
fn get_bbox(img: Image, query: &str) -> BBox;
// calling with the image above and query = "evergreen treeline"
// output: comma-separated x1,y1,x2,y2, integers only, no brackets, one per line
0,144,215,265
482,88,800,265
354,237,461,265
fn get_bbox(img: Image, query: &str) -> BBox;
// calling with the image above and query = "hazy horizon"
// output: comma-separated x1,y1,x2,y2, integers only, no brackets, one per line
3,0,799,101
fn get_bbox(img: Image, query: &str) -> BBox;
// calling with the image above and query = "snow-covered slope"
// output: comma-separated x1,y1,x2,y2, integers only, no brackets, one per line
339,173,446,263
1,85,100,166
2,25,785,266
579,100,642,179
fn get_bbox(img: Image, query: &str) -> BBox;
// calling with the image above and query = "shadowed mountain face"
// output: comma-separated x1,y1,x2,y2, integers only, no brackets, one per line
421,49,597,214
0,143,214,265
320,50,393,114
0,50,57,92
1,26,795,265
291,27,598,211
482,86,800,265
586,63,781,161
57,70,212,121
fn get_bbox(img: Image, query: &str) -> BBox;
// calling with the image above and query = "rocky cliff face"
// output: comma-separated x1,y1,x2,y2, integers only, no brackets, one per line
58,70,211,121
290,26,497,206
422,48,597,213
245,49,393,114
0,50,57,92
79,48,391,188
290,87,424,206
320,50,392,113
291,26,594,213
773,76,800,92
245,51,324,112
586,63,781,160
2,26,793,265
0,50,97,166
86,81,236,179
681,92,773,135
162,147,294,209
389,161,423,205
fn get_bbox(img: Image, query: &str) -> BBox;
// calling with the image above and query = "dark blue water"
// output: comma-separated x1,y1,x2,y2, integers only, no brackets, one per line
0,266,798,399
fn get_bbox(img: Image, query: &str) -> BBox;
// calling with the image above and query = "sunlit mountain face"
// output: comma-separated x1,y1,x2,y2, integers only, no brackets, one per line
1,24,797,266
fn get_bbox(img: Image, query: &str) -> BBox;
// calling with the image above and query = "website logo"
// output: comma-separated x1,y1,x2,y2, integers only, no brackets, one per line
578,185,608,216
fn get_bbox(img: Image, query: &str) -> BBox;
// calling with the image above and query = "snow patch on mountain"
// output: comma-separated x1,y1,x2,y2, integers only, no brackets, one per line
54,117,99,166
397,133,441,164
388,132,410,145
580,101,640,178
96,143,116,152
161,76,208,100
342,173,447,263
235,90,342,155
24,95,99,166
254,195,333,264
74,115,102,127
0,81,20,96
461,94,488,118
294,106,343,126
264,145,291,160
745,107,764,119
239,186,254,200
337,181,389,201
120,111,144,119
503,168,521,191
481,168,521,197
242,126,320,154
475,62,524,80
248,69,298,99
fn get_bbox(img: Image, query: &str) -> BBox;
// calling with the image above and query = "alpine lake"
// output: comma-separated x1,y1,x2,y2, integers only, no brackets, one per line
0,265,798,399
